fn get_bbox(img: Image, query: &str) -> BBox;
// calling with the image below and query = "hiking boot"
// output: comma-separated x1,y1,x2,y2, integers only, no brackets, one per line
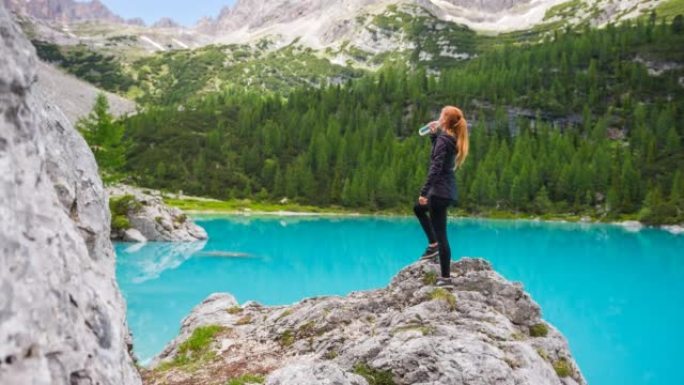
419,245,439,261
436,277,454,287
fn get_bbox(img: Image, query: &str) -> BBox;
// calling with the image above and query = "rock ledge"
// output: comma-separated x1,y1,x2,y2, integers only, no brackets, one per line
146,258,585,385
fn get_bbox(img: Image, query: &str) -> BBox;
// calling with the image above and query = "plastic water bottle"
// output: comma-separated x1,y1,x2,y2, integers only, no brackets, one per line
418,121,439,136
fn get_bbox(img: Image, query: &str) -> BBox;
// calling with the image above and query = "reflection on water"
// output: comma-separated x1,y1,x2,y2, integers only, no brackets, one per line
117,241,207,283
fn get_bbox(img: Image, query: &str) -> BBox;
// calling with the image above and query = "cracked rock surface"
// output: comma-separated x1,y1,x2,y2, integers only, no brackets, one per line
0,5,141,385
147,259,585,385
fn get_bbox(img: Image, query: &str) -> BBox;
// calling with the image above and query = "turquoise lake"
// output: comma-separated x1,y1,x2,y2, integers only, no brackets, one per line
115,216,684,384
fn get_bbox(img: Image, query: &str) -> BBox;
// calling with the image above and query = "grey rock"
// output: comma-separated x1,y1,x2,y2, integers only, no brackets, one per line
123,228,147,243
108,184,208,242
0,4,141,385
148,259,585,385
152,293,238,367
266,361,369,385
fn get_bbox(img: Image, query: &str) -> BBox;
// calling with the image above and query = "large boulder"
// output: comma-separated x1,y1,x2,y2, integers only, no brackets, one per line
108,184,208,242
146,259,585,385
0,5,141,385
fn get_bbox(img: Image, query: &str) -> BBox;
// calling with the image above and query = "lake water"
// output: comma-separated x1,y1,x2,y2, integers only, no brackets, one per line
115,216,684,385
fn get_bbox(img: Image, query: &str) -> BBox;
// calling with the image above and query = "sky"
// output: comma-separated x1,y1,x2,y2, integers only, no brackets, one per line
98,0,236,26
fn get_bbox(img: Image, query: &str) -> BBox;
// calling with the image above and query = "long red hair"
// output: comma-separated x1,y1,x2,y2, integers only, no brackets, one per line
441,106,469,168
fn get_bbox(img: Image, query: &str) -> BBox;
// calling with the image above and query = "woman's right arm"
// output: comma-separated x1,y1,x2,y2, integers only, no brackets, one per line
420,136,448,197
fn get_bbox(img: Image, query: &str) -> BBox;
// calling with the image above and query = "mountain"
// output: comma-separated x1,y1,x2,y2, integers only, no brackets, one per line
3,0,126,23
202,0,667,46
9,0,678,103
152,17,181,29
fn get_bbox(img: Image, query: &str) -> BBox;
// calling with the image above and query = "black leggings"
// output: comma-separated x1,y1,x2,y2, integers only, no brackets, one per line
413,196,453,278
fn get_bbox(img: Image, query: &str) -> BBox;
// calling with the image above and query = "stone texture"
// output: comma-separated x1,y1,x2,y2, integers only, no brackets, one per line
0,4,141,385
266,362,369,385
123,228,147,243
108,184,208,242
146,259,585,385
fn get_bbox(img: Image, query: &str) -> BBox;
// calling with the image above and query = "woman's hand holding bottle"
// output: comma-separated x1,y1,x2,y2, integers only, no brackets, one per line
418,121,440,136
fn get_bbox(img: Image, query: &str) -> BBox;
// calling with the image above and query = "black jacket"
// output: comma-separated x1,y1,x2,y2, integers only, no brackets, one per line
420,133,457,201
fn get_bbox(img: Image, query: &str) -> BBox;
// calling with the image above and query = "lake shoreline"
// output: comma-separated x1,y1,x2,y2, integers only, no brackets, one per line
184,207,684,234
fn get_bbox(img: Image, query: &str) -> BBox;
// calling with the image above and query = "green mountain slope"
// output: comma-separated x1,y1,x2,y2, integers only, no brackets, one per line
118,19,684,224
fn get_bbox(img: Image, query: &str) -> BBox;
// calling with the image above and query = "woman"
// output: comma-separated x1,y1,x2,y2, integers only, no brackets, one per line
414,106,469,286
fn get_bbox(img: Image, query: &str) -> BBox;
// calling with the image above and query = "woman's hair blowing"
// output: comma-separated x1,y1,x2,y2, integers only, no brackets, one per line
442,106,469,168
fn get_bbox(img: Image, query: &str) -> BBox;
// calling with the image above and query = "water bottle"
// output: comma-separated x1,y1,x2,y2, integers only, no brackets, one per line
418,121,439,136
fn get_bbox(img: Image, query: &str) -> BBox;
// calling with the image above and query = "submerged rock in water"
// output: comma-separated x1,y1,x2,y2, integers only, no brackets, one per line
108,184,208,242
0,5,141,385
662,224,684,235
196,251,254,258
146,259,585,385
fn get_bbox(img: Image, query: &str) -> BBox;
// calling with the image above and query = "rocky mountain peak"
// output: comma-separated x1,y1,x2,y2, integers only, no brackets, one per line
4,0,125,23
152,17,181,29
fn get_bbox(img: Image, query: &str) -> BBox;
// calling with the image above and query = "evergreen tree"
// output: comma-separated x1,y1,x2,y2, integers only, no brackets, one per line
77,93,126,182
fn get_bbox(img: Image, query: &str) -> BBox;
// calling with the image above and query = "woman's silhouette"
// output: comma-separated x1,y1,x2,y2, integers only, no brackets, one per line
414,106,469,286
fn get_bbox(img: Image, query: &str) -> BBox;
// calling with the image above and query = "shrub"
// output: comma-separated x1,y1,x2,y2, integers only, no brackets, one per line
111,215,131,231
353,363,396,385
422,271,438,285
529,323,549,337
553,358,572,377
226,374,264,385
429,288,457,310
109,194,142,216
178,325,224,356
156,325,224,372
278,330,294,347
226,306,243,315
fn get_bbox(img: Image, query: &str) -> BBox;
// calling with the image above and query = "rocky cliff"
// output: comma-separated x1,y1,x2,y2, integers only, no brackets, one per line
146,259,585,385
0,5,141,385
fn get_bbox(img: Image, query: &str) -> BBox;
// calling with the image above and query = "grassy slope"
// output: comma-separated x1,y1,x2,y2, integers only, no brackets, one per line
165,196,645,225
657,0,684,17
129,42,364,105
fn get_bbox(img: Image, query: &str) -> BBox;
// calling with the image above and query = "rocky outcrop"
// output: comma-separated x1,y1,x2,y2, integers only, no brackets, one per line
108,184,208,242
0,4,141,385
146,259,585,385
